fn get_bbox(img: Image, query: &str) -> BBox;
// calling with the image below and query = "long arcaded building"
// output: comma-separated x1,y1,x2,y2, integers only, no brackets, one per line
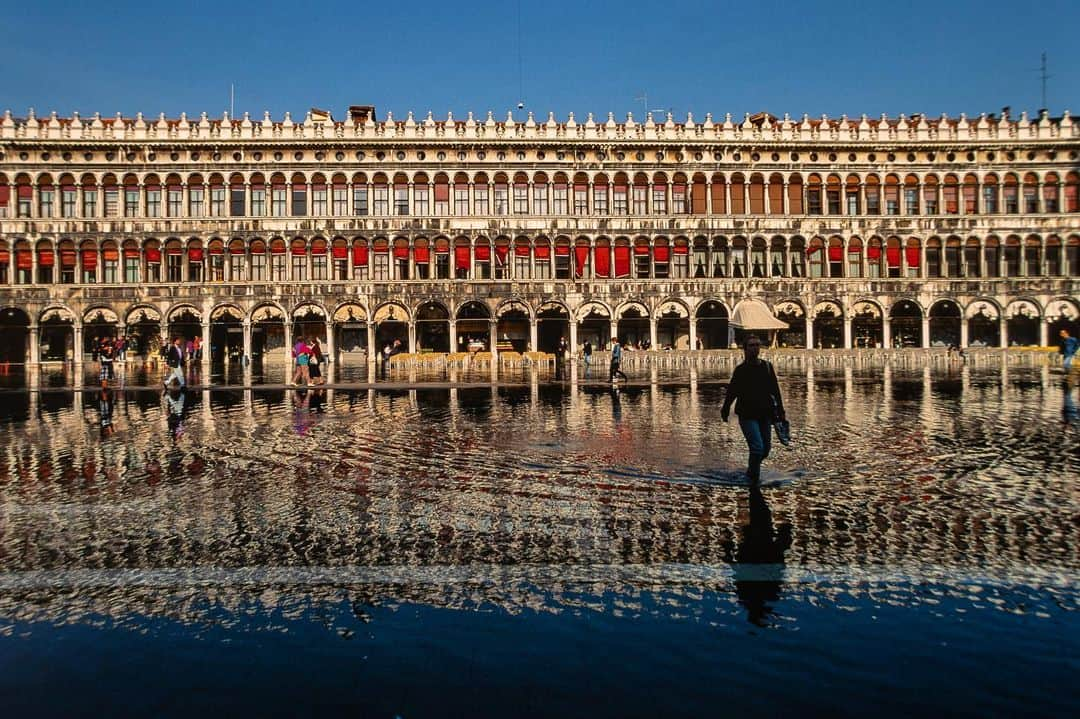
0,104,1077,367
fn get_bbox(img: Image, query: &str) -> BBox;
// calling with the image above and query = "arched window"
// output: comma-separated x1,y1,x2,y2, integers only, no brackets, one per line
806,174,823,215
1043,172,1060,213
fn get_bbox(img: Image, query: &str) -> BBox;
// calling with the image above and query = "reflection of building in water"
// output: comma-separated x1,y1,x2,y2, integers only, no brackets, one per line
0,106,1078,367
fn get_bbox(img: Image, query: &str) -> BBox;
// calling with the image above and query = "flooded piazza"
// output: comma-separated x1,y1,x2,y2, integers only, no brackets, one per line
0,364,1076,716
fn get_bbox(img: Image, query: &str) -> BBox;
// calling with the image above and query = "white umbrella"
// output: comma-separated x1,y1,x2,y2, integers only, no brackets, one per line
730,299,789,330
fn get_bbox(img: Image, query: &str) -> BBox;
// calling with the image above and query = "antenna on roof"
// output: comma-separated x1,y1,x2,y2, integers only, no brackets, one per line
230,84,235,118
1034,52,1051,111
515,0,525,114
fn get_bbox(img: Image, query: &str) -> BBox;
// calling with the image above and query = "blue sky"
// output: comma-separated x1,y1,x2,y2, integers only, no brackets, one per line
5,0,1078,121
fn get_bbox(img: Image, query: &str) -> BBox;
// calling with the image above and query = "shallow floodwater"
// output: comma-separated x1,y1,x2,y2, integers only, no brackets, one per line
0,367,1077,716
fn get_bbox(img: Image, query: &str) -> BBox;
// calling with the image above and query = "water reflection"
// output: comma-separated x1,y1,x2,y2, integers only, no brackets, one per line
0,367,1077,635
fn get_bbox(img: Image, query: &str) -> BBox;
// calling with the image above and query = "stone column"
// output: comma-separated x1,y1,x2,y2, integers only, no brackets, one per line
366,323,376,364
921,315,930,349
882,317,891,349
408,322,416,354
242,320,252,363
569,317,578,359
284,320,294,382
201,321,211,370
842,314,852,349
449,320,458,355
73,323,83,365
1000,317,1009,348
529,319,537,353
28,324,40,365
805,316,815,349
1039,317,1049,347
959,318,969,348
489,319,499,364
649,315,658,350
688,317,698,352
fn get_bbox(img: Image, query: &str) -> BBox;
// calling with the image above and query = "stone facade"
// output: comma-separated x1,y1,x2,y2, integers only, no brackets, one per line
0,106,1078,365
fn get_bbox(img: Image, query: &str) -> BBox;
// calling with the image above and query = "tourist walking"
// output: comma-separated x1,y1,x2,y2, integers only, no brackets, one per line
292,337,311,386
556,336,568,380
721,335,785,484
609,337,628,384
1060,329,1078,374
163,337,186,388
308,337,325,385
192,335,202,362
98,340,115,386
582,339,593,377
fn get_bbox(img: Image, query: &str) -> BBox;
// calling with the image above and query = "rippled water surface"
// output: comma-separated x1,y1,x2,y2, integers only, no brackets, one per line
0,366,1077,717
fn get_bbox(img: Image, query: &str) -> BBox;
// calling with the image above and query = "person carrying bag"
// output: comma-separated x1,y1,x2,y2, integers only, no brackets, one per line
721,335,788,483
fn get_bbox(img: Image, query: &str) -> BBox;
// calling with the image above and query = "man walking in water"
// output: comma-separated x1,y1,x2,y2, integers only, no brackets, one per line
609,336,628,385
1060,328,1078,375
721,335,785,484
163,337,186,388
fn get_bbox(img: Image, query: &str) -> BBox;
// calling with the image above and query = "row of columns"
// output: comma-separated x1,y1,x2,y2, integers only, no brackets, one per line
6,176,1075,221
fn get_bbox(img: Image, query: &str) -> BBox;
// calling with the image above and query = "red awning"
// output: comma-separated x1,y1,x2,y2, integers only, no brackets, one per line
271,244,287,255
828,247,843,262
555,245,570,256
514,245,530,257
393,246,408,259
494,245,509,262
906,247,921,267
455,246,470,270
414,247,430,263
654,245,670,263
574,246,589,276
17,251,32,269
81,249,97,268
146,248,162,263
352,246,368,266
0,250,9,263
291,246,306,256
534,245,551,259
310,244,326,255
634,245,649,256
103,249,119,262
17,186,32,199
0,187,8,205
474,245,491,261
208,245,224,255
188,248,204,261
673,244,689,254
61,250,77,266
594,247,610,277
231,245,247,255
867,246,882,260
124,248,140,259
38,250,55,267
614,246,631,277
332,246,348,259
886,247,901,268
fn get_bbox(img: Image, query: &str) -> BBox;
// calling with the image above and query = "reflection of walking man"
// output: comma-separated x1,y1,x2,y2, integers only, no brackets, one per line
723,485,793,627
721,335,785,483
582,339,593,377
163,337,185,388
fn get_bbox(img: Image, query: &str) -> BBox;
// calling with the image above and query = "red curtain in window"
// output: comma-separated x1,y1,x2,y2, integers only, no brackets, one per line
455,246,470,270
828,247,843,261
81,249,97,268
310,243,326,256
434,184,449,202
61,250,77,266
886,248,901,268
17,186,32,199
124,248,140,259
673,244,689,255
414,247,430,263
0,250,9,264
614,246,631,277
905,247,921,267
514,245,530,257
188,248,203,261
208,244,224,256
146,248,162,263
0,187,9,206
352,246,368,266
16,251,32,269
574,246,589,276
102,248,119,262
393,246,408,259
555,245,570,256
654,246,670,262
594,247,610,277
867,246,881,260
270,244,286,255
332,246,348,259
474,245,490,261
494,245,509,264
634,245,649,256
38,250,55,266
534,245,550,259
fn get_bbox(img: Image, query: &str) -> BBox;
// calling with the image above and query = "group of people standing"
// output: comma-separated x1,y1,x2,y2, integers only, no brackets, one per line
292,336,328,386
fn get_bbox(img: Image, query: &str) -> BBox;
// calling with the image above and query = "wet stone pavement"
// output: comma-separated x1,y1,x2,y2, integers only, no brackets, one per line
0,365,1077,717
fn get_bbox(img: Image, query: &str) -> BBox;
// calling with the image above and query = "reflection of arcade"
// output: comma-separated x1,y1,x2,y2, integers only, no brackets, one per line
724,485,792,627
98,388,115,437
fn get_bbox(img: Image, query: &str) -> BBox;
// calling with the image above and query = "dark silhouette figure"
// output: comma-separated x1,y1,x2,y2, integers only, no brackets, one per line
723,485,793,627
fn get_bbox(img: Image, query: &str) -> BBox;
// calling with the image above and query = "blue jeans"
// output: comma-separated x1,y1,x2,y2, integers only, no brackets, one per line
738,417,772,480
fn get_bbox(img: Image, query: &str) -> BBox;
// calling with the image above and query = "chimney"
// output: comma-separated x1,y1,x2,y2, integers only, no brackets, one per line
349,105,376,123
